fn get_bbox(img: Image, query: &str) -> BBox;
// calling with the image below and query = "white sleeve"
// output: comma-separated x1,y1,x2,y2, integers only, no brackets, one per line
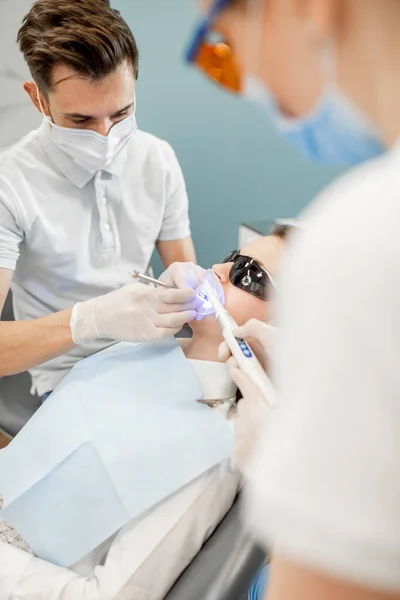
0,179,23,271
157,143,191,242
1,542,33,599
246,212,400,593
3,536,134,600
0,542,95,600
3,540,133,600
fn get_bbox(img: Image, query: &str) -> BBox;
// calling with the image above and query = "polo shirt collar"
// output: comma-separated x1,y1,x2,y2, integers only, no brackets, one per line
37,119,129,189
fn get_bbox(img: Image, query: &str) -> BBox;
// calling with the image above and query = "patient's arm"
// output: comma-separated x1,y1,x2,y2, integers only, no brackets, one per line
2,541,130,600
1,542,88,600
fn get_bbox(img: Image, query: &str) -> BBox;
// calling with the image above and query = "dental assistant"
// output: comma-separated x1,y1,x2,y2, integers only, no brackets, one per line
0,0,201,398
187,1,400,600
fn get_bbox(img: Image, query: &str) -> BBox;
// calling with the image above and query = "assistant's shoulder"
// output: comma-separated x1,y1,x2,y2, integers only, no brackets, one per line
282,150,400,323
294,150,400,266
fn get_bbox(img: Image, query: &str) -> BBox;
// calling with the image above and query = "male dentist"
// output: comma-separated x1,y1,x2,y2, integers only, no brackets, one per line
0,0,201,399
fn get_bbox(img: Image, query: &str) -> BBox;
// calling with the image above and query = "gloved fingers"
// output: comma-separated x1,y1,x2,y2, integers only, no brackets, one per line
218,337,269,368
226,355,239,371
155,299,203,316
218,341,232,362
229,365,263,399
233,320,276,367
160,262,206,290
145,326,181,339
156,286,202,307
234,390,269,477
243,337,268,369
234,319,276,346
174,265,205,290
155,309,198,329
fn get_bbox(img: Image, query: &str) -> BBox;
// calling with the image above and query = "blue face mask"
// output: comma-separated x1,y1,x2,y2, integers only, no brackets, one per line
244,74,385,166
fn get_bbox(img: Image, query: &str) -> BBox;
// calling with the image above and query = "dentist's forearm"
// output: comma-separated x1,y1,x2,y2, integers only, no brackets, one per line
0,309,75,377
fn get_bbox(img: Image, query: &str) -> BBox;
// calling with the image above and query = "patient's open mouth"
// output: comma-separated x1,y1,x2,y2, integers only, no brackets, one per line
195,270,225,320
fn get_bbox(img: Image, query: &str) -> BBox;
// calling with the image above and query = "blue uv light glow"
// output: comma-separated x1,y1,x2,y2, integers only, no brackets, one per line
195,270,224,320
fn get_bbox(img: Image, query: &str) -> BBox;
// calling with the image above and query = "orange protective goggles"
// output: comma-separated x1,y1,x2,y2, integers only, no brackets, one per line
190,35,243,94
185,0,243,94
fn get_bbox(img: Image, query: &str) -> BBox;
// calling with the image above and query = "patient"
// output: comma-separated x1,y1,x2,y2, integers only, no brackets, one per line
0,225,290,600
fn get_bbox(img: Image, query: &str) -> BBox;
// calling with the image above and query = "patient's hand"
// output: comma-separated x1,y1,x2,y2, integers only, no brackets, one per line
0,493,34,554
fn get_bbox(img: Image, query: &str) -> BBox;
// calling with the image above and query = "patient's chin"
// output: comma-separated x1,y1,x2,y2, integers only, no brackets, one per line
190,315,220,336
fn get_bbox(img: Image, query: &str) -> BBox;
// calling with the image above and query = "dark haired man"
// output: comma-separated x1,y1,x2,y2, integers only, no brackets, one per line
0,0,200,400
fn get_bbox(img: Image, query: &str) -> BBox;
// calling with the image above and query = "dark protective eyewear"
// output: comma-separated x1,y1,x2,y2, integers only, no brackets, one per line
185,0,242,94
221,250,275,301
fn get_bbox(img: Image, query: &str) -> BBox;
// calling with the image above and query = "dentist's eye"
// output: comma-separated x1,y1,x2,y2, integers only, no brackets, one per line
112,110,129,120
72,118,91,125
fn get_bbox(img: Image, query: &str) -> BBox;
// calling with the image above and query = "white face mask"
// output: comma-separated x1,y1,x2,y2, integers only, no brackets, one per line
36,87,138,172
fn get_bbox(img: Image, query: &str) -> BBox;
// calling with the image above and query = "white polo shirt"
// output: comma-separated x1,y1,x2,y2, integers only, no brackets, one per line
0,120,191,395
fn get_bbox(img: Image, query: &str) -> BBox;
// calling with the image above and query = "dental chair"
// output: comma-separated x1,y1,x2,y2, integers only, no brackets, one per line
0,292,41,439
165,495,266,600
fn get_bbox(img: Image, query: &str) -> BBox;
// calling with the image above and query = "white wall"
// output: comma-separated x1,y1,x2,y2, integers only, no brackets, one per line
0,0,41,150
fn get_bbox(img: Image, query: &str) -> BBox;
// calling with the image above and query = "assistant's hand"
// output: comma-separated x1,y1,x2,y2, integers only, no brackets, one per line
218,319,276,476
70,283,202,345
232,368,270,477
160,261,207,291
219,319,276,369
228,362,272,478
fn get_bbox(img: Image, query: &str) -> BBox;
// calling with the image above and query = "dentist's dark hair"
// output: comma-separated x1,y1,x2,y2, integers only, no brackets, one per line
17,0,139,96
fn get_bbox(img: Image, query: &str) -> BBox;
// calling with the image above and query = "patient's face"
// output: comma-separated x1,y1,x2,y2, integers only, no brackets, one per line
192,234,286,337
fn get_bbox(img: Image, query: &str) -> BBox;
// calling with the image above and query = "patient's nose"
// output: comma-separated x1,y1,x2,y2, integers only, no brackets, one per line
212,263,231,284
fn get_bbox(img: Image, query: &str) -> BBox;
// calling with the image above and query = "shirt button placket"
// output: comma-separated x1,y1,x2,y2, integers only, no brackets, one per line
95,174,114,251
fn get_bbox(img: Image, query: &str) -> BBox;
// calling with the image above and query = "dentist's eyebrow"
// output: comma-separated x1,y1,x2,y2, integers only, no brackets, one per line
63,102,134,120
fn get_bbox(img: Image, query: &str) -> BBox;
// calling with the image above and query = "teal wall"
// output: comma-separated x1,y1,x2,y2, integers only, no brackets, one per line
114,0,344,270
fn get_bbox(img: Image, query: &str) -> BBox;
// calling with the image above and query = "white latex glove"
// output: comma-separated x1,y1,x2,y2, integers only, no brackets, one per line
160,261,207,291
218,319,277,368
218,319,276,477
230,365,271,477
70,283,202,345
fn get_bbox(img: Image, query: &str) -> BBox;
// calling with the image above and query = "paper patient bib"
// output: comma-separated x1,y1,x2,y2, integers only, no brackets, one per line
0,340,233,567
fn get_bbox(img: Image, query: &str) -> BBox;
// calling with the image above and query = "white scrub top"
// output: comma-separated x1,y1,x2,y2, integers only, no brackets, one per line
0,120,191,395
246,142,400,593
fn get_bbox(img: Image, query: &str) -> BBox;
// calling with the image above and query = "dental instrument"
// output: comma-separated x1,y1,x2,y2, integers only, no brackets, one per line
131,272,178,289
132,269,225,321
202,280,277,408
197,397,237,408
